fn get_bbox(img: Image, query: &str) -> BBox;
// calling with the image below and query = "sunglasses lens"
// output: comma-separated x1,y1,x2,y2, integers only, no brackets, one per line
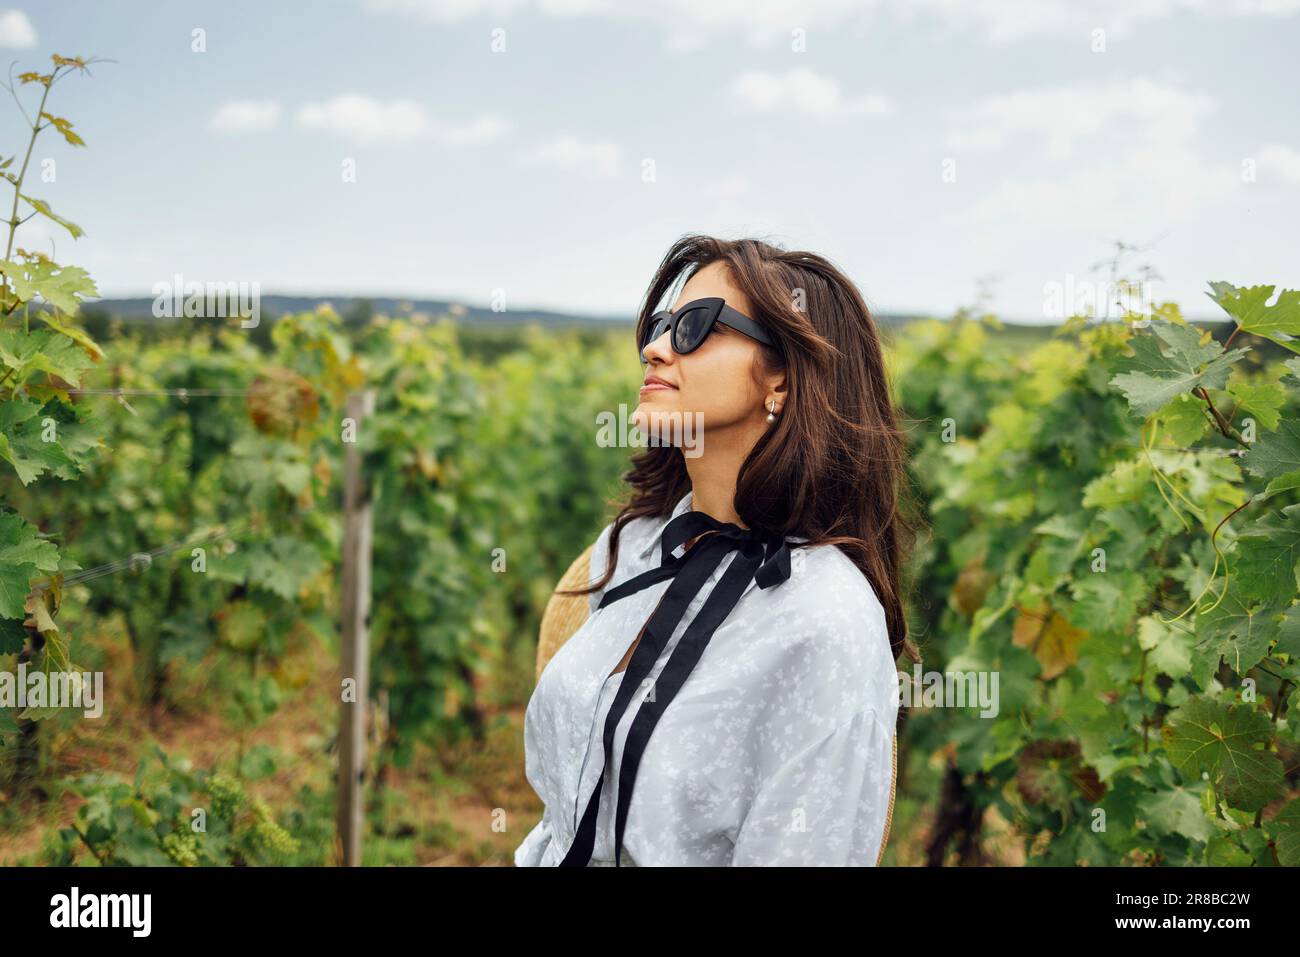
673,306,711,353
639,316,669,361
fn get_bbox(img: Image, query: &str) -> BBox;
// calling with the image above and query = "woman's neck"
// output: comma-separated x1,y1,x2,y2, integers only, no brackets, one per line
683,439,752,529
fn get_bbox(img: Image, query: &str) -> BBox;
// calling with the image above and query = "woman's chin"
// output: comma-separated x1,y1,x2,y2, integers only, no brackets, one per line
632,401,705,453
632,403,668,438
630,403,653,435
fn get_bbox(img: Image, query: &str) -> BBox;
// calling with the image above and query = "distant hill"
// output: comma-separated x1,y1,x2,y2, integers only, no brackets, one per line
85,294,1242,346
80,294,1001,333
87,295,634,328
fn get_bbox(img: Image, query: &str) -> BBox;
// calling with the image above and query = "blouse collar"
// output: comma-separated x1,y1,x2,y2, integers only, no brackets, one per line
636,489,808,562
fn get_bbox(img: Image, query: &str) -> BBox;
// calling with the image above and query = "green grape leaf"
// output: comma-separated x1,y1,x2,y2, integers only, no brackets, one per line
40,112,86,147
1226,373,1285,433
1192,581,1283,678
19,194,84,239
1161,696,1284,812
0,259,99,316
1284,356,1300,387
1159,393,1210,446
0,398,79,484
216,600,267,652
1109,321,1249,416
1068,572,1148,635
1275,603,1300,658
274,460,311,495
0,259,35,301
1243,419,1300,481
0,512,59,571
13,603,80,722
0,511,54,618
0,328,95,387
0,562,34,620
1205,834,1253,866
1139,782,1215,843
247,537,324,600
1137,615,1193,679
1207,281,1300,353
24,260,98,314
1264,470,1300,498
34,307,103,356
0,615,26,654
1232,504,1300,604
1271,798,1300,867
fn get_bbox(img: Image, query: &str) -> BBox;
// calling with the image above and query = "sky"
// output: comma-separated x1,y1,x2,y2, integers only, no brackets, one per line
5,0,1299,322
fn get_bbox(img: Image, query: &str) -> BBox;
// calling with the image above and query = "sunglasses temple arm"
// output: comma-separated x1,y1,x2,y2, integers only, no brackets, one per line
719,306,775,347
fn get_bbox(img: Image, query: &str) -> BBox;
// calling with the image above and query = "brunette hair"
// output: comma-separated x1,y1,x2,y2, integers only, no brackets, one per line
560,234,922,667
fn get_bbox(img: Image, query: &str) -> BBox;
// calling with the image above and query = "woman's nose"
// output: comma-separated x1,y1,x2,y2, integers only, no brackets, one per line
641,326,672,363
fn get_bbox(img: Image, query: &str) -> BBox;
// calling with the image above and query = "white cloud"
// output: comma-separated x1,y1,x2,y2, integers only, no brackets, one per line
432,113,510,145
896,0,1300,43
1235,0,1300,9
210,100,281,134
967,147,1235,233
364,0,606,21
644,0,870,49
0,10,37,48
732,69,891,117
366,0,1299,46
295,94,508,145
946,128,1004,151
714,175,751,196
297,94,428,141
366,0,872,48
1257,143,1300,184
947,77,1214,161
950,78,1234,232
520,135,621,176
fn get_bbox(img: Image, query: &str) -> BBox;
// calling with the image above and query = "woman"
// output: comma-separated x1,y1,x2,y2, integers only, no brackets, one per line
515,235,919,867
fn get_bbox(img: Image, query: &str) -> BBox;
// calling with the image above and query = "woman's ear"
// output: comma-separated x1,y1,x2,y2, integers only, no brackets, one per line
767,374,788,407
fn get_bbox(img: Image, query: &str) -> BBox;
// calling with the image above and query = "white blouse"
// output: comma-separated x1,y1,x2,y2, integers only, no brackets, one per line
514,489,900,867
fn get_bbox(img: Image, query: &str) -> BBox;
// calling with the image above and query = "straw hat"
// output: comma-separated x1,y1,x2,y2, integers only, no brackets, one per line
535,542,598,684
536,542,897,865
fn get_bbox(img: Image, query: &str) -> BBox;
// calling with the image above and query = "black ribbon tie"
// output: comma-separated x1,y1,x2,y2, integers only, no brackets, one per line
558,509,794,867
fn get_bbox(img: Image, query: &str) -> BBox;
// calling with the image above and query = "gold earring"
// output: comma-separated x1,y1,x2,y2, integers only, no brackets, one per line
765,399,777,424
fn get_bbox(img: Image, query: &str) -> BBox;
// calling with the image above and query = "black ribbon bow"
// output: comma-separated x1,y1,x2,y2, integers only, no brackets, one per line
559,509,794,867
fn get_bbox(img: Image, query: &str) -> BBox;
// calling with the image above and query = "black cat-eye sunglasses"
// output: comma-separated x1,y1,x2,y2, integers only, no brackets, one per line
638,297,777,364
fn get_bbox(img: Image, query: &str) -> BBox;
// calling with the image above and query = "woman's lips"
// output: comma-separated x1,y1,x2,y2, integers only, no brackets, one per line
639,382,677,394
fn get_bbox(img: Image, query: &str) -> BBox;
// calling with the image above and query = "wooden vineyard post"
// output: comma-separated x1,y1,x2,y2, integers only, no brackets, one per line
337,389,375,866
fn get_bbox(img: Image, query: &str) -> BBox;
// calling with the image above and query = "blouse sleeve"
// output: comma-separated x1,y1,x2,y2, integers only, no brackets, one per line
731,706,895,866
513,808,555,867
587,521,615,615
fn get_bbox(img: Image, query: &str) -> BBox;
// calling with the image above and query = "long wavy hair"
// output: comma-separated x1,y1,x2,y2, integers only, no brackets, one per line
560,234,922,666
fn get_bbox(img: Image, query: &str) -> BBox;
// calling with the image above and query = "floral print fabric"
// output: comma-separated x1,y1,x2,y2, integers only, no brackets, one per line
515,490,899,866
